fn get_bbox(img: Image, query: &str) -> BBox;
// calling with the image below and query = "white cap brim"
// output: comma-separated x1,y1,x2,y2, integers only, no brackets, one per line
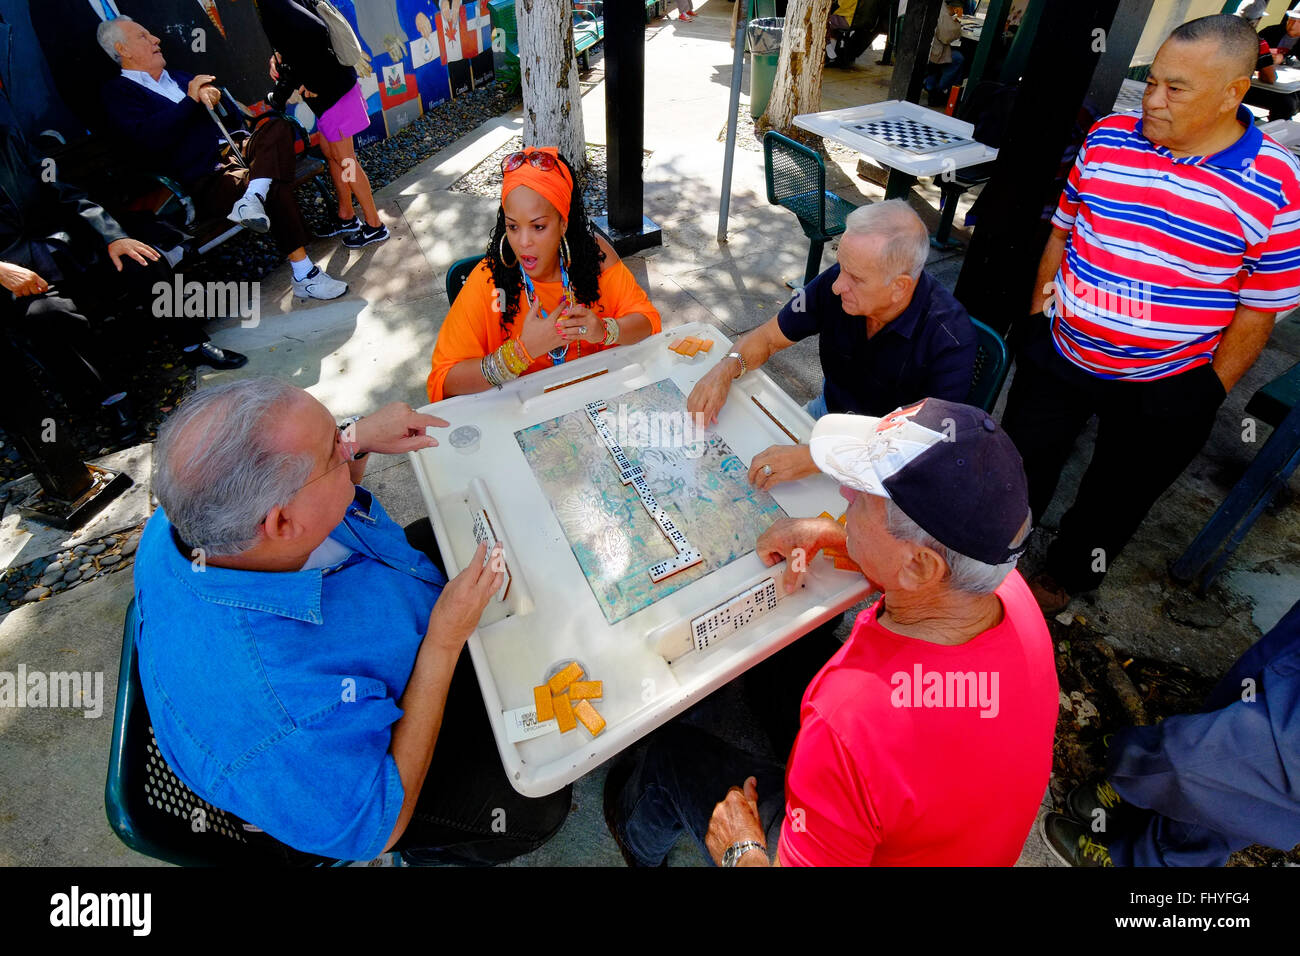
808,414,890,497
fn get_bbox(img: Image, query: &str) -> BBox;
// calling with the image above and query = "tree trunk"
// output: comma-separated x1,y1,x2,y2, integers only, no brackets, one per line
758,0,835,137
518,0,588,177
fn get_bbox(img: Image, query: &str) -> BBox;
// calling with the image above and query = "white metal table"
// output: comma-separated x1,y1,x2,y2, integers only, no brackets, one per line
410,323,872,796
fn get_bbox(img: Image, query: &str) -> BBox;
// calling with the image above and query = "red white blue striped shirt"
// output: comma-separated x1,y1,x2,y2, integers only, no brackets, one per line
1049,108,1300,380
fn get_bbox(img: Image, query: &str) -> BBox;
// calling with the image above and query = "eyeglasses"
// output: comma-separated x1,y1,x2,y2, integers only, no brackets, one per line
288,430,353,498
501,150,558,174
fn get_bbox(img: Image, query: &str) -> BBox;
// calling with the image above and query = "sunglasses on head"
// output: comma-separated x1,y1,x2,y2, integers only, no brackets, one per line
502,150,558,174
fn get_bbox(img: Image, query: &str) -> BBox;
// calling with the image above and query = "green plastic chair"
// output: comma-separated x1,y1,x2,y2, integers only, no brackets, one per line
446,254,485,303
106,599,331,866
966,317,1009,412
763,131,858,287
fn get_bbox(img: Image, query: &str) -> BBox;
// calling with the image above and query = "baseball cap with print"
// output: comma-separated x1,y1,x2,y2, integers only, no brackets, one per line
808,398,1032,566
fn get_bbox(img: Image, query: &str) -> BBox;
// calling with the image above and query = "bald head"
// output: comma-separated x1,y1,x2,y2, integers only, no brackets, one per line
1167,14,1261,82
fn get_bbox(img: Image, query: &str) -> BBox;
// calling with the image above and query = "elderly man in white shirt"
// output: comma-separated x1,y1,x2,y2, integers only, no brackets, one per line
96,16,346,301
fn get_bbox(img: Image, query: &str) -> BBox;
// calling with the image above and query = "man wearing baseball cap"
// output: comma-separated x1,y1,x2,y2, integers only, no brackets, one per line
604,399,1059,866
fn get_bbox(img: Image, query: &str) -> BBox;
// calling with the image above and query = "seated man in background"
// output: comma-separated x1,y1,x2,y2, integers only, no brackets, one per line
96,16,347,301
1043,596,1300,867
686,200,976,491
1,121,245,444
134,379,571,863
607,399,1058,866
1256,5,1300,85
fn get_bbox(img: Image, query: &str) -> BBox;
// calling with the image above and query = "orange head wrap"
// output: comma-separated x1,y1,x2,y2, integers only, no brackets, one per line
501,147,574,222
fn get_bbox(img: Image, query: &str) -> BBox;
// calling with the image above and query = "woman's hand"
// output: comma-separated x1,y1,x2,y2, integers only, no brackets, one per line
556,301,606,345
269,52,281,80
518,296,566,359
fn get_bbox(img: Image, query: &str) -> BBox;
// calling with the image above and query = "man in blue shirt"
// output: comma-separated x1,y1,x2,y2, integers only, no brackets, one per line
133,377,571,863
686,199,977,491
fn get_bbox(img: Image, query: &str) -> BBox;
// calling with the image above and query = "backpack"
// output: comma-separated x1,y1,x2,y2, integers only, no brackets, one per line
307,0,367,69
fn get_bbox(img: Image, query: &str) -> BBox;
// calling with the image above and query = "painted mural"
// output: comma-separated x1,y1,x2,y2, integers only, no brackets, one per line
30,0,498,146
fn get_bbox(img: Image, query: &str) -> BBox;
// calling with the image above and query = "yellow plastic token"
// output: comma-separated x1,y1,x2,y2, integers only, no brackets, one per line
533,685,554,722
548,661,584,695
553,693,577,733
573,698,606,736
568,680,603,700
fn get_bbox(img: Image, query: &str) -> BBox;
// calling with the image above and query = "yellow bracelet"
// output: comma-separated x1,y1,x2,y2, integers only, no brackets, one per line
498,338,531,376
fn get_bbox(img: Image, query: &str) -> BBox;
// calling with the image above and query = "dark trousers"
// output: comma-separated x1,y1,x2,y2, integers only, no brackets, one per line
3,255,206,414
191,117,309,253
1106,598,1300,866
393,518,572,865
611,617,845,866
612,723,787,867
1000,316,1227,594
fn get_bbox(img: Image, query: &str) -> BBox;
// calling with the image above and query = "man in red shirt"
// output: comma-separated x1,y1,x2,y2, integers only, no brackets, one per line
604,399,1060,866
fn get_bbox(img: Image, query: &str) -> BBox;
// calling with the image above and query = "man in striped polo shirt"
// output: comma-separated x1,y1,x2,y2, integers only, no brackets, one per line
1002,14,1300,614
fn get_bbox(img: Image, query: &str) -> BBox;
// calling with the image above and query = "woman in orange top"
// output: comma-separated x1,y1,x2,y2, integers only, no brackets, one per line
427,147,662,402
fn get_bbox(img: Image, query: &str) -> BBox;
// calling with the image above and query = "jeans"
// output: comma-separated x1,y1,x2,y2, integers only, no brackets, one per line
392,519,572,864
1106,598,1300,866
612,723,787,866
804,389,829,420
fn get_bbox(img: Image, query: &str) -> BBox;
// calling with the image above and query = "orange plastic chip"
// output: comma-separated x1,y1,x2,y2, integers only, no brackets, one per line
668,337,686,353
568,681,603,700
833,556,860,571
837,513,847,526
818,511,834,521
548,661,584,695
698,339,713,351
553,693,577,733
533,685,554,722
573,699,606,736
680,338,702,357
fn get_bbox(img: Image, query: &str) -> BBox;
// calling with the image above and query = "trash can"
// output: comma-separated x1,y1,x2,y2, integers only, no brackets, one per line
747,17,784,120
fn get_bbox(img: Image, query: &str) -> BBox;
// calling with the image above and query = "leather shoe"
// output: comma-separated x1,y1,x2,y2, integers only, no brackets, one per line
1028,570,1072,616
182,342,248,370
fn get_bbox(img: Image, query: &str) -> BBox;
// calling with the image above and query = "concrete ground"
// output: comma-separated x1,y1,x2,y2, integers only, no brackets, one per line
1,0,1296,867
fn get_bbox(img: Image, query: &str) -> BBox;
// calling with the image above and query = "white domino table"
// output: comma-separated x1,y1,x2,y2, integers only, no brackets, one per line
410,323,872,796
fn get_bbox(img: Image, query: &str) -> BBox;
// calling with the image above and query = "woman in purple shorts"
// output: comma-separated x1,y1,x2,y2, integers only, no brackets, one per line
255,0,388,248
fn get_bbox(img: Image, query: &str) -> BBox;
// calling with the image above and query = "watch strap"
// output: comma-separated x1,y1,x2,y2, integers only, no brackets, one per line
722,839,766,867
726,350,747,378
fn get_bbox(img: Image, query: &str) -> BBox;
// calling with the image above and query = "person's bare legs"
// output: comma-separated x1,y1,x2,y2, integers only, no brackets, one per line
321,135,379,228
319,137,357,223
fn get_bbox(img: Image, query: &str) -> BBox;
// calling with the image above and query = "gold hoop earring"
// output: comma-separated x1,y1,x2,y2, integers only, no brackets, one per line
499,234,518,267
560,237,571,269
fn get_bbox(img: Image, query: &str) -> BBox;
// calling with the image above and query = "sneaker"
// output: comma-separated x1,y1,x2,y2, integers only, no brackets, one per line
342,222,390,248
317,215,362,238
1066,779,1137,841
291,265,348,301
679,10,696,19
1028,570,1072,616
1041,811,1114,867
228,192,271,233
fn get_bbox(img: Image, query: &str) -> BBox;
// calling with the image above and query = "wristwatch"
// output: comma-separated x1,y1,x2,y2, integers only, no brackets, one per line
337,415,368,461
726,351,747,378
722,840,766,867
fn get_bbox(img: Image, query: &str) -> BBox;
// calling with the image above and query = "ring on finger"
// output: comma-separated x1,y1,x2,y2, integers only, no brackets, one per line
577,325,587,335
762,464,773,477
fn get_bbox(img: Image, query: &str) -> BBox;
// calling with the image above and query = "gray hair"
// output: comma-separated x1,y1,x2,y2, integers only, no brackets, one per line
152,378,315,557
842,199,930,281
883,498,1023,595
1168,14,1260,80
97,16,134,64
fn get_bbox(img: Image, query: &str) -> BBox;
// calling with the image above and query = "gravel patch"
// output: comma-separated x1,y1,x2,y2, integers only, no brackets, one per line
2,525,143,611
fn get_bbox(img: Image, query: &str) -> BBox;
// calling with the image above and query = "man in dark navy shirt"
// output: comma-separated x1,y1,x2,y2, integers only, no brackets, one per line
687,200,976,490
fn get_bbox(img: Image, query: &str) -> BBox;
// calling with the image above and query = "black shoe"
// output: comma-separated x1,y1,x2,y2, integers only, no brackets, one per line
1066,779,1138,842
182,342,248,370
601,756,663,867
343,222,389,248
102,397,139,445
1041,812,1114,867
316,215,362,238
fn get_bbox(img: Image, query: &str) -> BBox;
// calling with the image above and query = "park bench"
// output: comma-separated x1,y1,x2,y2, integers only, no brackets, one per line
490,0,605,73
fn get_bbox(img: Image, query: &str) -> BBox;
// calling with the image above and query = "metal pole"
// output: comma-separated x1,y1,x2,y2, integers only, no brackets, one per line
717,5,749,243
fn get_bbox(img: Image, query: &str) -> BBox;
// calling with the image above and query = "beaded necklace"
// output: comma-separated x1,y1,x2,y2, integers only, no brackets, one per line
519,259,574,365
